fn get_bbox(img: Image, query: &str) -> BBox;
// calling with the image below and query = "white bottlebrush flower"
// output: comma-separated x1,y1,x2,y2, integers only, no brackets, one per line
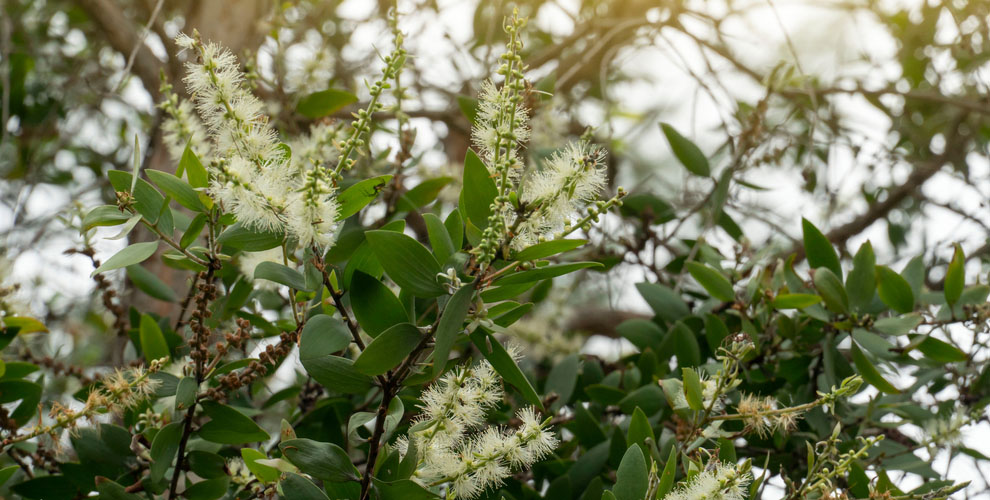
923,410,969,446
285,169,340,248
160,98,211,161
666,462,752,500
514,141,607,250
288,122,345,173
403,360,557,500
471,79,530,179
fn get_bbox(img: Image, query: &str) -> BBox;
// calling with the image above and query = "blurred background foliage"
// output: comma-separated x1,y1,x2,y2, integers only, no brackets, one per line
1,0,989,497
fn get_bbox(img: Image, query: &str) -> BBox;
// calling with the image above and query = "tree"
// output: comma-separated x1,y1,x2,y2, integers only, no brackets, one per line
0,1,987,499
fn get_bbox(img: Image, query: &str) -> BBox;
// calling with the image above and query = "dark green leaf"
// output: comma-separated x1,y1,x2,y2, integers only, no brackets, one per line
82,205,132,230
495,262,603,286
254,261,313,292
301,315,351,355
847,241,877,311
850,344,899,394
350,272,408,337
802,218,842,278
772,293,822,309
876,266,914,313
459,150,498,230
280,438,359,482
279,472,331,500
146,169,206,212
912,335,967,363
174,376,197,411
198,401,270,444
944,244,964,306
217,223,284,251
139,314,170,362
396,177,452,212
545,353,580,411
365,230,444,297
183,477,229,500
613,445,648,500
179,143,209,188
514,239,587,261
424,213,455,264
685,262,734,302
660,122,710,176
635,282,689,322
296,88,359,118
150,421,183,482
432,284,474,377
656,447,677,498
180,213,208,249
813,267,849,314
374,479,439,500
681,367,704,411
126,264,177,302
353,323,422,376
107,170,165,223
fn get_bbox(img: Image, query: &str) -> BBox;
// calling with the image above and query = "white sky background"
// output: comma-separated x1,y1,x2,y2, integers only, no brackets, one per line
2,0,989,497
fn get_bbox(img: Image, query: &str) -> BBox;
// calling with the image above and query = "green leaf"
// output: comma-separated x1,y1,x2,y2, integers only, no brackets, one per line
95,480,142,500
0,465,17,488
217,222,284,251
459,150,498,230
545,353,580,411
635,282,689,322
944,244,965,307
876,266,915,313
279,438,359,482
873,314,923,335
514,239,587,261
613,445,648,500
254,261,313,292
337,175,393,220
183,477,229,500
681,367,705,411
445,210,464,251
242,448,280,484
108,170,165,223
126,264,177,302
813,267,849,314
82,205,132,230
92,241,158,276
617,319,663,353
139,314,170,362
495,262,603,286
296,88,359,118
772,293,822,309
847,241,877,311
685,262,734,302
669,321,701,367
198,401,270,444
802,218,842,278
180,213,208,249
703,313,730,350
656,447,677,498
365,230,444,297
174,376,197,411
912,335,967,363
300,315,351,357
299,351,373,394
374,479,439,500
353,323,422,376
660,122,710,176
396,177,452,212
469,329,543,409
150,421,183,482
146,169,206,212
350,272,408,337
456,95,479,123
179,143,208,188
850,343,899,394
432,284,475,376
279,472,331,500
424,213,455,264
